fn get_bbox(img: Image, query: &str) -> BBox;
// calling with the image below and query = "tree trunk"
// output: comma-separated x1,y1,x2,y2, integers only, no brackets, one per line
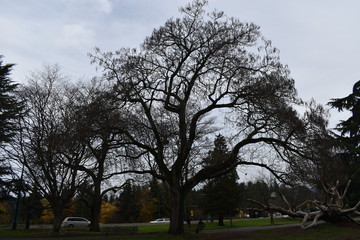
168,188,185,235
52,206,63,233
89,202,101,232
270,211,274,224
89,184,101,232
218,213,224,226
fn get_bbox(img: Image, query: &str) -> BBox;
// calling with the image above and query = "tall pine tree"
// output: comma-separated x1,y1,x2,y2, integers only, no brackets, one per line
0,56,24,199
202,135,241,226
116,182,141,223
0,56,24,144
329,80,360,204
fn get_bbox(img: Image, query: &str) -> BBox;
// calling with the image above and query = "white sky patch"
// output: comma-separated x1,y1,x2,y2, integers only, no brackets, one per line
1,0,359,125
64,0,112,14
55,24,95,49
96,0,112,14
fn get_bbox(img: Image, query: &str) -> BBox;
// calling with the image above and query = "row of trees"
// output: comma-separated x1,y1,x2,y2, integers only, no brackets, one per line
0,167,314,226
2,64,135,232
0,0,359,235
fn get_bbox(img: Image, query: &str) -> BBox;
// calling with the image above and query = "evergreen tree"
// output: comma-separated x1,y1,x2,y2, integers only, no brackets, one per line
329,80,360,159
202,135,241,225
0,56,23,144
329,80,360,204
149,178,169,219
116,182,141,223
22,186,44,224
243,180,270,218
0,56,24,200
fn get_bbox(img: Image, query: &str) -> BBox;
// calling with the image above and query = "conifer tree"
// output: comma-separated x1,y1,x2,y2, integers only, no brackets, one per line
203,135,241,225
0,56,23,145
0,56,24,200
329,80,360,204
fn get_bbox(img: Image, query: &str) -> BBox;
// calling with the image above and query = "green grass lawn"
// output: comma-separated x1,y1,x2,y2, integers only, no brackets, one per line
1,219,359,240
217,223,360,240
201,217,300,229
137,217,300,233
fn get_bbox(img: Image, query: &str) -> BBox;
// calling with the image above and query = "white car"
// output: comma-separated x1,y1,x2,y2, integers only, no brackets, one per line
150,218,170,224
61,217,91,228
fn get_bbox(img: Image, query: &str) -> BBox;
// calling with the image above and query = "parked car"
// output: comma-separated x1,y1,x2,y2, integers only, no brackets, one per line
149,218,170,224
61,217,91,228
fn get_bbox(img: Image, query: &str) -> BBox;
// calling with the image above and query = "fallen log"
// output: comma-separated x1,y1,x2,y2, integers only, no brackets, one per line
247,180,360,229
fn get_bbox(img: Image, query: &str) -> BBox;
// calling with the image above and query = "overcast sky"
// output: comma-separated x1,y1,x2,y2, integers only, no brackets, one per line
1,0,359,128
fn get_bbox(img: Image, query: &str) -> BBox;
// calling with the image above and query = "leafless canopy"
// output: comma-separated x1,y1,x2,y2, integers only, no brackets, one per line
89,0,330,234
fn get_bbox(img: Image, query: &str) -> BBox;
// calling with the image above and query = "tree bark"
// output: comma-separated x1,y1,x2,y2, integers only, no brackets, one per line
89,184,101,232
218,213,224,226
52,206,63,233
168,188,185,235
270,212,274,225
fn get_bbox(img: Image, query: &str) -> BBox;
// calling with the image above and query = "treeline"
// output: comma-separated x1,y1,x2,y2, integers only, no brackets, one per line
0,178,314,225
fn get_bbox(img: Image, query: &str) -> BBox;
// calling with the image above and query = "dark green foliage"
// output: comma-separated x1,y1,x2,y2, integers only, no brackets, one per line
0,56,24,200
73,181,93,219
202,135,241,225
0,56,23,144
277,184,315,210
329,80,360,138
21,186,44,224
242,180,270,218
0,166,12,200
328,80,360,164
240,179,314,218
149,178,169,219
116,182,141,223
329,80,360,204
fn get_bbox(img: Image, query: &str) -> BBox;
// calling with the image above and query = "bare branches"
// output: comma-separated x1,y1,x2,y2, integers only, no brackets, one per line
248,180,360,229
88,1,334,235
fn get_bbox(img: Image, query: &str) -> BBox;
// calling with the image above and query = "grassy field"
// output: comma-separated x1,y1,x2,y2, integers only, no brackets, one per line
1,219,360,240
207,223,360,240
137,217,300,233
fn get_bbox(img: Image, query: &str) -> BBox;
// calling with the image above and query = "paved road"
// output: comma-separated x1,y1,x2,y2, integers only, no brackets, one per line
1,222,306,240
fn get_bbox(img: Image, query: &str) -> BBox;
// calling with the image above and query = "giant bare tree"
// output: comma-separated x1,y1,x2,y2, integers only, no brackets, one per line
90,1,321,234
